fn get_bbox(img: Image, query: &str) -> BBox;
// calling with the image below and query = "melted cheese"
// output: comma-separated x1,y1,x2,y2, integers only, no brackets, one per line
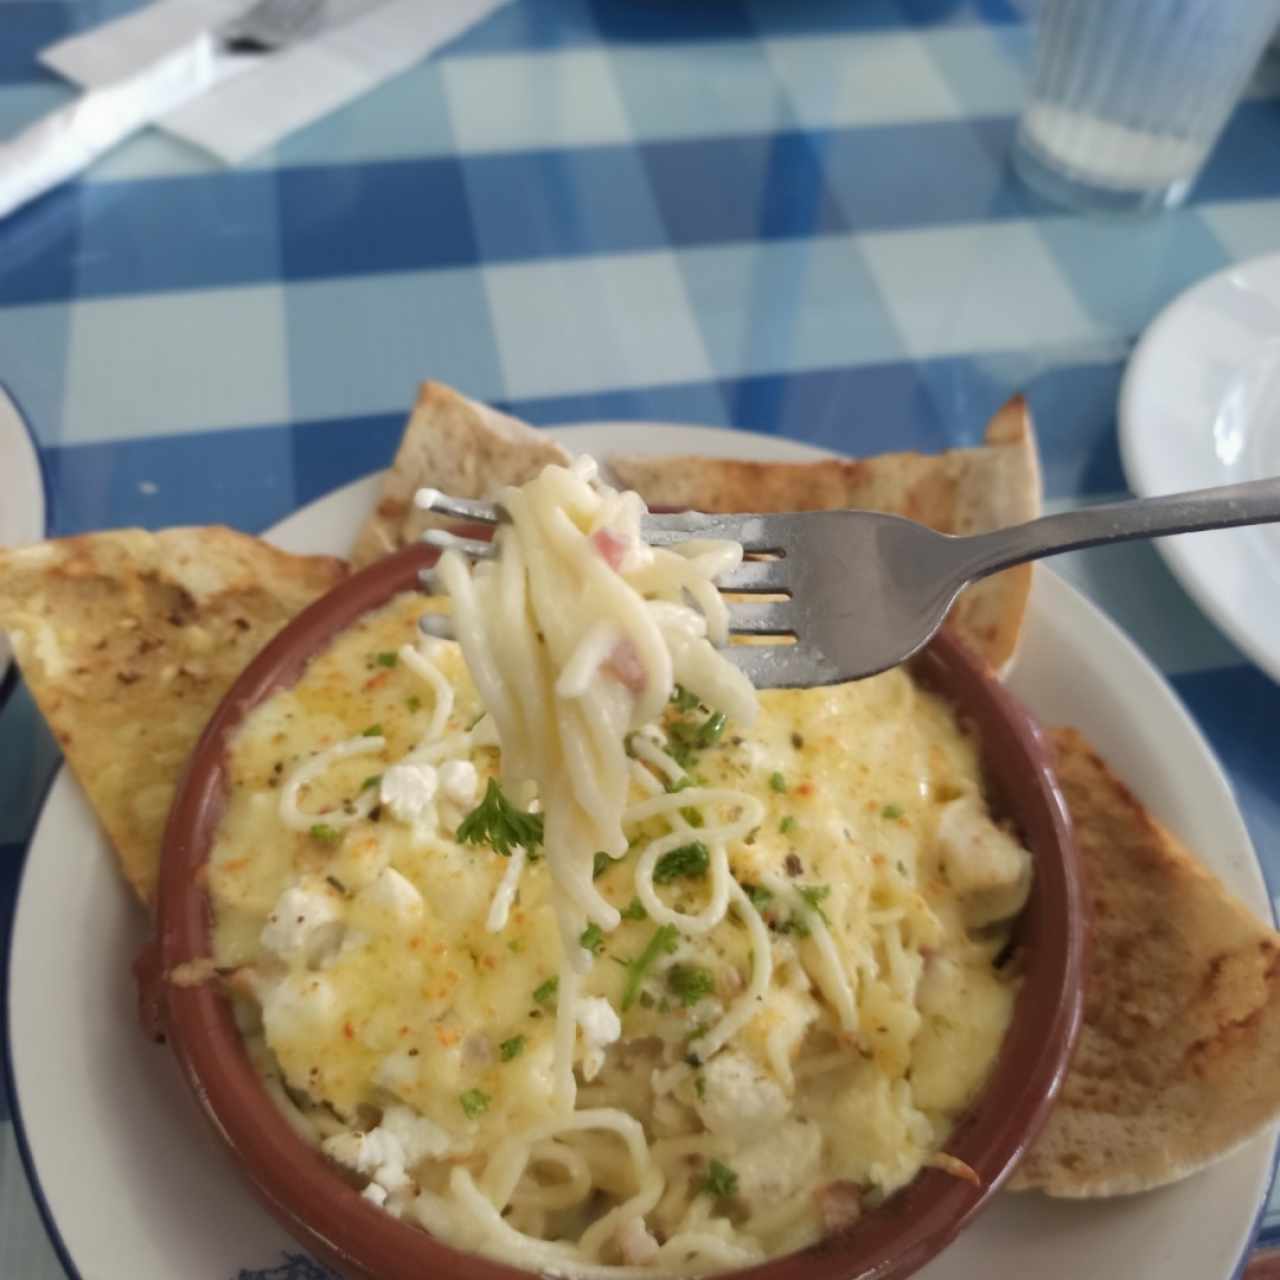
208,590,1027,1266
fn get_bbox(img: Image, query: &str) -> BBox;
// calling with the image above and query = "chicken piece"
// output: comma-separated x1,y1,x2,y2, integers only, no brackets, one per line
934,797,1031,927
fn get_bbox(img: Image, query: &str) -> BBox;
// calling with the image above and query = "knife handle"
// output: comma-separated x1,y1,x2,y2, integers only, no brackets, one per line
0,35,218,221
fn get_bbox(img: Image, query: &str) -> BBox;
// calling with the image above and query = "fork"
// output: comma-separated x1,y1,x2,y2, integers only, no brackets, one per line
0,0,327,220
414,478,1280,688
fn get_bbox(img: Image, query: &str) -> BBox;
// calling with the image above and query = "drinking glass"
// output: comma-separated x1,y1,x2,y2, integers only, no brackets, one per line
1013,0,1280,213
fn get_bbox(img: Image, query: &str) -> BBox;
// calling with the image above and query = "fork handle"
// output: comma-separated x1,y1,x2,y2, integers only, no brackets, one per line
956,476,1280,581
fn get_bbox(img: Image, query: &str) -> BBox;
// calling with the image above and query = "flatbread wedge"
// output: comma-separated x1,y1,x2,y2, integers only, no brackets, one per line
0,528,346,906
1008,726,1280,1197
608,396,1040,672
351,381,570,568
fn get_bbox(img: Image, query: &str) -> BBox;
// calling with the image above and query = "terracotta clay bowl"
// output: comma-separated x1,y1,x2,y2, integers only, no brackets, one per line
144,540,1086,1280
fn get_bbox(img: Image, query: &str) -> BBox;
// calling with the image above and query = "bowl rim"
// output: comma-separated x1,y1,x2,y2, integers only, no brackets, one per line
151,540,1086,1280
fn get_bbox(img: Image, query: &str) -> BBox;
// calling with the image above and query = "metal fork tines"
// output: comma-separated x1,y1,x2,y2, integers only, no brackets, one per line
414,491,813,686
414,476,1280,689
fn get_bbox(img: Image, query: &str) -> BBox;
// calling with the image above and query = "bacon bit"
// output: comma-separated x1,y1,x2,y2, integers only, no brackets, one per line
796,781,814,798
167,957,218,988
362,671,391,692
481,953,497,970
604,638,647,695
927,1152,980,1185
221,858,249,875
408,936,422,951
591,527,628,570
435,1025,460,1048
816,1181,862,1233
343,1021,355,1041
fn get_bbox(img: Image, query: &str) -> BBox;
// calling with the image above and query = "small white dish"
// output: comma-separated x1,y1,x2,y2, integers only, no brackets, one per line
1120,251,1280,684
7,423,1276,1280
0,383,49,684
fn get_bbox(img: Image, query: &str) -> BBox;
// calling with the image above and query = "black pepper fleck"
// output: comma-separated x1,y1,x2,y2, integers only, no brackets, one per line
784,852,803,877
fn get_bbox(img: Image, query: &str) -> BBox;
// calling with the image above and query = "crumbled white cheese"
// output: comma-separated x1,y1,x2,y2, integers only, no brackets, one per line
694,1050,788,1141
260,973,340,1040
260,881,343,962
734,1119,823,1211
323,1127,411,1194
380,763,438,824
576,996,621,1082
357,866,424,922
324,1105,453,1209
379,1103,454,1164
437,759,478,808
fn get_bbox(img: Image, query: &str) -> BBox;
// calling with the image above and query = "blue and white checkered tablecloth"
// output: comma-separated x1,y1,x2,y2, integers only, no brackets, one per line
3,1,1280,1276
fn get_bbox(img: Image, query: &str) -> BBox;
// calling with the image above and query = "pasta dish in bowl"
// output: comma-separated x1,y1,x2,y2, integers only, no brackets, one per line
149,461,1084,1280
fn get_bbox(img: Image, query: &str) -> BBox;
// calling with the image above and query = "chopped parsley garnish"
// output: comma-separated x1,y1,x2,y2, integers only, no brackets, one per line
671,684,700,713
665,775,695,795
667,712,729,766
742,883,772,912
797,883,831,923
653,841,710,884
779,815,797,834
621,897,648,922
695,1074,707,1100
374,651,398,668
459,1089,490,1119
667,964,715,1007
406,695,422,712
456,778,544,857
621,924,679,1011
360,774,382,792
593,851,612,880
308,823,341,844
697,712,727,747
533,976,559,1006
701,1159,738,1199
882,803,904,820
769,771,788,793
499,1035,526,1062
361,723,384,738
579,923,605,956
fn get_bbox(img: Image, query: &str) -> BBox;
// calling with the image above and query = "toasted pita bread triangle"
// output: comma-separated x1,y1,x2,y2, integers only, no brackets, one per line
0,528,346,906
350,382,570,569
1008,726,1280,1197
607,396,1041,671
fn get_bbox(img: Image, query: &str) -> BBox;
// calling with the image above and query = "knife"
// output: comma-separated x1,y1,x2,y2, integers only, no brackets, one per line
0,0,327,221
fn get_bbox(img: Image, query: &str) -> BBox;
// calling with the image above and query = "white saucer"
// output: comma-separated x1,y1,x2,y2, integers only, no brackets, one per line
1120,252,1280,683
8,424,1276,1280
0,384,48,685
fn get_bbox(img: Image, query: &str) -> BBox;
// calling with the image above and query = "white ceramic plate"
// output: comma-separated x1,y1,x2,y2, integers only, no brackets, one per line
1119,251,1280,684
8,424,1276,1280
0,384,48,684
